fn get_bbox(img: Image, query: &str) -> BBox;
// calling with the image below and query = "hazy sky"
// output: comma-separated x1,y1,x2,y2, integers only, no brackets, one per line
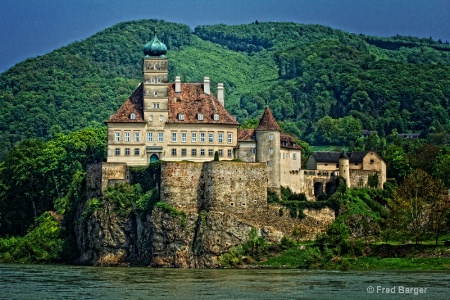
0,0,449,72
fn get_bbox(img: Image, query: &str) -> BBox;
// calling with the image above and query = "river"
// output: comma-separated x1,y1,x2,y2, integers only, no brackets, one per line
0,264,449,299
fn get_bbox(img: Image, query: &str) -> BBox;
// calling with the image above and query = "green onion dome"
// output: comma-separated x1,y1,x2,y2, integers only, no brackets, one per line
144,29,167,57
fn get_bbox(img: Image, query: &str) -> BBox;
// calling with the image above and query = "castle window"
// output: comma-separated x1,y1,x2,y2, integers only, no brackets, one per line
115,148,120,156
228,149,233,157
200,133,205,142
208,133,214,143
178,113,184,120
213,114,219,121
154,91,158,96
125,132,130,142
148,132,153,142
130,113,136,120
157,78,161,83
192,132,197,143
251,148,256,154
269,148,273,154
354,163,359,166
293,153,297,160
153,103,160,109
158,132,164,142
228,133,232,144
171,148,177,156
336,163,339,168
115,132,121,142
198,114,204,121
293,143,296,147
134,132,140,142
134,148,140,156
181,148,187,156
172,132,177,143
218,150,223,157
208,149,214,156
200,149,205,156
192,149,197,156
125,148,130,156
218,133,224,143
269,134,273,141
149,115,153,121
181,132,187,143
151,78,155,83
159,115,163,122
370,159,374,164
267,161,271,167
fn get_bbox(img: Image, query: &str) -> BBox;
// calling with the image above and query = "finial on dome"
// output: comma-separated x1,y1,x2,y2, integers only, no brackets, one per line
144,28,167,57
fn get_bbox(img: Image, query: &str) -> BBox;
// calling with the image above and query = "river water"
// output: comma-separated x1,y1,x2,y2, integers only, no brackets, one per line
0,264,449,299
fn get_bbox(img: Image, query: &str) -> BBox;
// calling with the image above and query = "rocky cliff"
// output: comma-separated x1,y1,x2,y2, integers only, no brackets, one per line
75,200,334,267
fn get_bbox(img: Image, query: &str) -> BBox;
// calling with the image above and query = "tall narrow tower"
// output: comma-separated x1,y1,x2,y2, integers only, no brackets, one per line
142,30,169,126
339,151,350,188
255,107,281,191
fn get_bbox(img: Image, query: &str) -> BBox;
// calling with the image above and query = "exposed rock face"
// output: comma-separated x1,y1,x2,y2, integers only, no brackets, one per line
75,202,334,267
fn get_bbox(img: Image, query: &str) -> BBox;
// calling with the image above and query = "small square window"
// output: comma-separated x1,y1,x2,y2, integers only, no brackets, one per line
218,150,223,157
208,149,214,156
171,148,177,156
251,148,256,154
130,113,136,120
200,149,205,156
115,148,120,156
213,114,219,121
178,113,184,120
181,148,187,156
125,148,130,156
192,149,197,156
134,148,140,156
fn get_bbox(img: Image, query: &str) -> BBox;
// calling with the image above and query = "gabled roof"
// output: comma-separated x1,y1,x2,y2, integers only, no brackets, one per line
167,83,239,125
237,129,256,142
311,151,371,163
106,84,146,123
255,107,281,131
280,133,301,149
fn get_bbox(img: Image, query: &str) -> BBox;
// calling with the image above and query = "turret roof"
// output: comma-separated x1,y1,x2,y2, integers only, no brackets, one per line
144,30,167,57
255,106,281,131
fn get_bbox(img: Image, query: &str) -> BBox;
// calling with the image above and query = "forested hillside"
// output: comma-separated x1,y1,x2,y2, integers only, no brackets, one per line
1,19,450,158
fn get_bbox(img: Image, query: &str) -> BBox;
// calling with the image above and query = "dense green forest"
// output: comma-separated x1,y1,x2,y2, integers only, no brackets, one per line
1,19,450,158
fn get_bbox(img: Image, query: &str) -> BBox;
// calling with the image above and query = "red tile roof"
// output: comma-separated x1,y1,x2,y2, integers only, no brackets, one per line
281,133,301,149
255,106,281,131
106,82,239,126
237,129,256,141
106,84,146,123
167,83,239,125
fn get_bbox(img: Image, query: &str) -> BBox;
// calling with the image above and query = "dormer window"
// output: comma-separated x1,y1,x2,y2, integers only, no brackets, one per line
130,113,136,120
178,113,184,121
198,114,204,121
292,143,296,147
213,114,219,121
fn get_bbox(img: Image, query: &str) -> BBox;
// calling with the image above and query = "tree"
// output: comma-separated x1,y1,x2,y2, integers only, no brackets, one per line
390,169,446,244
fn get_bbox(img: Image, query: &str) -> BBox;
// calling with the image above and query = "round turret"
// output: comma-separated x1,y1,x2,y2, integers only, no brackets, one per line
144,29,167,57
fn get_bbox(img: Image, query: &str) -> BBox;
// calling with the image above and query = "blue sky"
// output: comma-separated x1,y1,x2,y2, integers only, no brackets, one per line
0,0,449,72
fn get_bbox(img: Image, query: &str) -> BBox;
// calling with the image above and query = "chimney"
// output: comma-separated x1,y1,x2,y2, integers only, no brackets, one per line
175,76,181,93
203,77,210,95
217,83,224,106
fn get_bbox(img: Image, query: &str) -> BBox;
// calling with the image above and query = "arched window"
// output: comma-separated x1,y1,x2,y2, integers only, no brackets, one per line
130,113,136,120
197,114,204,121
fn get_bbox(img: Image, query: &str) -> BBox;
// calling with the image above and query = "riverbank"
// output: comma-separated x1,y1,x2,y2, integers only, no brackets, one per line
254,243,450,271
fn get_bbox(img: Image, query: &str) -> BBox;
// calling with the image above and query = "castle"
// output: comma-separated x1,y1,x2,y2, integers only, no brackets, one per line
102,30,386,200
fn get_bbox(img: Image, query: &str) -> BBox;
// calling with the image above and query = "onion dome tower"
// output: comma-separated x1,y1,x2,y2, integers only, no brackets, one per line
142,29,169,154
